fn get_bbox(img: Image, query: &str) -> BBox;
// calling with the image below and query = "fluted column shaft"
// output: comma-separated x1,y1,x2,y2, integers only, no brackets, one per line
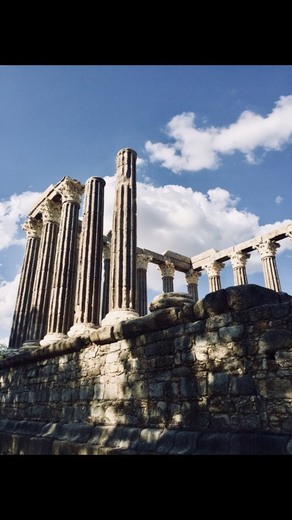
8,217,42,349
103,148,139,324
101,242,111,319
41,177,84,345
256,240,281,292
230,251,250,286
185,269,201,302
204,260,224,292
26,200,61,343
69,177,105,336
136,254,152,316
159,261,175,293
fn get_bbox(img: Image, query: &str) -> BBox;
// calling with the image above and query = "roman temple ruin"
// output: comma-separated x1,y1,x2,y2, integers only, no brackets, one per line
1,147,292,455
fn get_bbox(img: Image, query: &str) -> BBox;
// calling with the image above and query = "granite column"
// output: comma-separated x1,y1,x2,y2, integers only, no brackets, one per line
40,177,84,346
24,199,61,346
69,176,105,336
102,148,139,324
8,217,42,349
255,239,281,292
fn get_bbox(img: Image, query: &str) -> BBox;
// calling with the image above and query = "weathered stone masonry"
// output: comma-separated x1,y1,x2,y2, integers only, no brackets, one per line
1,284,292,455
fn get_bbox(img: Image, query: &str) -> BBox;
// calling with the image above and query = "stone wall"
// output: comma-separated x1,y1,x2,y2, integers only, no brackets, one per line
1,284,292,455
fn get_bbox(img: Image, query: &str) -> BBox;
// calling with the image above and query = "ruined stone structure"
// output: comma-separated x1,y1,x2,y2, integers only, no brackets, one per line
1,147,292,455
1,284,292,455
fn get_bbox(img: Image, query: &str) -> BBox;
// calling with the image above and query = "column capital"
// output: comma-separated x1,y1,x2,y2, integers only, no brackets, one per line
185,269,201,284
137,253,152,270
204,260,224,277
39,199,62,224
57,176,84,204
230,250,250,269
158,260,175,278
22,217,42,238
255,239,280,258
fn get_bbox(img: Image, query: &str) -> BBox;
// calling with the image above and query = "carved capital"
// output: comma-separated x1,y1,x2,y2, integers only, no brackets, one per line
185,269,201,285
137,253,152,270
158,261,175,278
230,251,250,269
39,199,62,224
57,176,84,204
255,239,280,259
22,217,42,238
204,260,224,277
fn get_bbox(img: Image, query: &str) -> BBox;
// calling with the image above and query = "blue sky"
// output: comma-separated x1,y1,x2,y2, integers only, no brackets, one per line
1,64,292,345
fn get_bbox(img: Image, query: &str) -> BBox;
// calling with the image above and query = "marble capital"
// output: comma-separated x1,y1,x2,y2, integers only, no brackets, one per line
22,217,42,238
39,199,62,224
230,251,250,269
185,269,201,284
57,176,84,204
159,261,175,278
204,260,224,277
256,240,280,258
137,253,152,270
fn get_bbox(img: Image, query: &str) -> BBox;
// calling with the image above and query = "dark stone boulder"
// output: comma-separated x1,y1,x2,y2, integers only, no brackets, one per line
194,284,292,319
149,292,196,312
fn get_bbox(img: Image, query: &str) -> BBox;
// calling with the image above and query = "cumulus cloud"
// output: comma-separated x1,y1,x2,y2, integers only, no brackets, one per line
103,176,260,255
145,95,292,173
0,274,20,344
0,191,42,250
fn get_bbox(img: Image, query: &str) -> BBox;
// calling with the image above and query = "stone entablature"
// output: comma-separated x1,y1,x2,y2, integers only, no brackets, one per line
1,285,292,455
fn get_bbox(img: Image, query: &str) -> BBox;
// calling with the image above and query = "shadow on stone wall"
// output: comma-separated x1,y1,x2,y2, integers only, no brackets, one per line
1,285,292,455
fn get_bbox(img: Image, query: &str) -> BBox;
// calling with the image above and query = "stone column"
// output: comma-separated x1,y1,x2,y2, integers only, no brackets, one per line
204,260,224,292
102,148,139,325
8,217,42,349
159,261,175,293
101,240,111,320
40,177,84,346
230,251,250,286
185,269,201,302
136,253,152,316
69,176,105,337
255,239,281,292
24,199,62,346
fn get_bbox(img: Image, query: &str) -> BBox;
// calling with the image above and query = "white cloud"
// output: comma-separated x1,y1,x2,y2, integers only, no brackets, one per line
145,95,292,173
0,191,42,250
275,195,283,204
0,274,20,345
136,157,146,167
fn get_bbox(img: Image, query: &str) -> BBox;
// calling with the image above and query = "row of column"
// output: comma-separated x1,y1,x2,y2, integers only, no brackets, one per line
154,240,282,298
9,148,140,349
8,175,105,349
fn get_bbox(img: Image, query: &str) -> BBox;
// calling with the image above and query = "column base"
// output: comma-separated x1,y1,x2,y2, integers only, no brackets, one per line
67,322,100,338
40,332,68,347
21,341,41,350
101,309,139,327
